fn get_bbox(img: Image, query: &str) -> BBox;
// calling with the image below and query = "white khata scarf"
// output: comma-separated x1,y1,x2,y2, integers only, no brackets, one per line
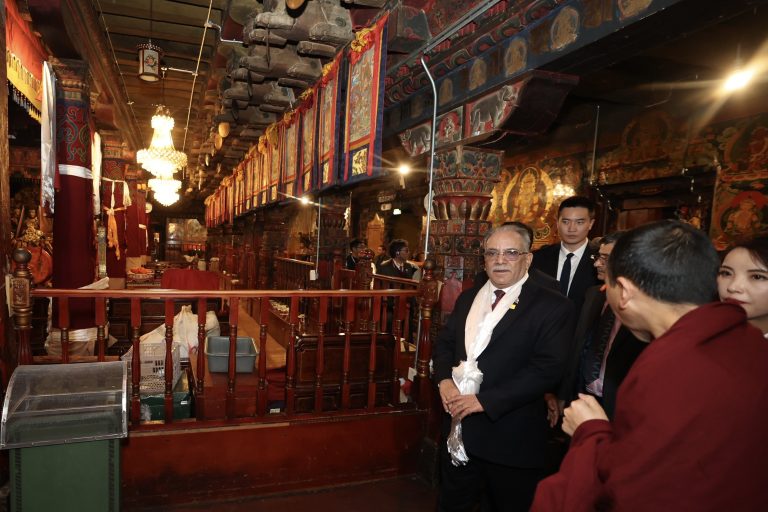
447,274,527,465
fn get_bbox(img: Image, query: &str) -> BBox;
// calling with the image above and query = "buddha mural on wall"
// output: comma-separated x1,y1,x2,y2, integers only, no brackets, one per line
596,110,685,184
500,166,555,245
711,118,768,249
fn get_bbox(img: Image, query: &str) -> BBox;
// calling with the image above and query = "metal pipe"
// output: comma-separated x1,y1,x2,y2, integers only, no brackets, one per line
205,20,245,45
589,104,600,185
414,55,439,372
420,56,437,260
162,66,198,77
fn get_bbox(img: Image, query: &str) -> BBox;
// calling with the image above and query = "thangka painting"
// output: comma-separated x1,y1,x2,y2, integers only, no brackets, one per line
257,140,270,207
465,83,523,137
234,167,243,217
344,14,388,182
710,118,768,249
249,151,260,208
435,107,463,148
398,121,431,157
317,55,345,190
242,158,251,211
281,113,298,199
268,125,281,204
298,89,318,196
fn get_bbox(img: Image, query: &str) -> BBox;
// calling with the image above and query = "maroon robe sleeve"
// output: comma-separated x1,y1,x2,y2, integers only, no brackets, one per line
532,419,612,512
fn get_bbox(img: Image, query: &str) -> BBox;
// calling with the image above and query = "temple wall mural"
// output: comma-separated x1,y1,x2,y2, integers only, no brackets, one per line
490,102,768,249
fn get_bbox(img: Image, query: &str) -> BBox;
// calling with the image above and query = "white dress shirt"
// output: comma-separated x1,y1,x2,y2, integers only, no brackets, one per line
556,239,589,293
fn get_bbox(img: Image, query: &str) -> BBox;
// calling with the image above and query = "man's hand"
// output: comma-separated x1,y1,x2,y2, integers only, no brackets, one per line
562,393,608,436
438,379,460,414
445,393,484,421
544,392,561,428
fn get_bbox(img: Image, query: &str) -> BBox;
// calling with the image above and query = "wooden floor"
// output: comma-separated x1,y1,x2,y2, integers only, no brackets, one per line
128,475,437,512
235,305,286,370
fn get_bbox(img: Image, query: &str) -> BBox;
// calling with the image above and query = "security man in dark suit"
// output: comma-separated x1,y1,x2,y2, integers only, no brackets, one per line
531,196,599,318
434,223,574,511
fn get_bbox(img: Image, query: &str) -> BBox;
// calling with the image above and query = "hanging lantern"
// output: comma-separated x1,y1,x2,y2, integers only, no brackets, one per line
137,42,163,82
218,121,231,138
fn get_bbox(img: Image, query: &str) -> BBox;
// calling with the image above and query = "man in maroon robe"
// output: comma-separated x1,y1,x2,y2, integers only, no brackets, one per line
532,220,768,511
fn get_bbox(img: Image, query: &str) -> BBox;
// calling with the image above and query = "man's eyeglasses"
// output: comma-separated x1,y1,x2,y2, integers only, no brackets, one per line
591,253,609,263
484,249,529,261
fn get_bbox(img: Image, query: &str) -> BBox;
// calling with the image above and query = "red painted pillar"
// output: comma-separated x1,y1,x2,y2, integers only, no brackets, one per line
51,59,96,330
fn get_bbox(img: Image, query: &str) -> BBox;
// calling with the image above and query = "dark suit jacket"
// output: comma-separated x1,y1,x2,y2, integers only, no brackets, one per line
376,259,418,280
345,254,357,270
531,243,599,318
558,285,647,419
433,279,574,468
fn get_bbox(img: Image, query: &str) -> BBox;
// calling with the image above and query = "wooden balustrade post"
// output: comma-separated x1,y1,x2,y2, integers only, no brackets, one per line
330,248,343,289
413,260,439,409
11,249,33,365
353,248,374,331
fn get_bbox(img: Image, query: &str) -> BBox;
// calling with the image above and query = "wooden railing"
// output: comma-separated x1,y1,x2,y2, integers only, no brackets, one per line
273,256,315,290
8,249,440,429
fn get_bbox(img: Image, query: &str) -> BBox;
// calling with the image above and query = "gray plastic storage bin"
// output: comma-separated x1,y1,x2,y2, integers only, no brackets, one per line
205,336,257,373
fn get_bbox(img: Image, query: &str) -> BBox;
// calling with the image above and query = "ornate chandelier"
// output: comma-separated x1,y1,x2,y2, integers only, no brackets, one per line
137,106,188,179
149,176,181,206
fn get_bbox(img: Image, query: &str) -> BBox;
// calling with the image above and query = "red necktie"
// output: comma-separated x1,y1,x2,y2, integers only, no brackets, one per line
492,289,505,310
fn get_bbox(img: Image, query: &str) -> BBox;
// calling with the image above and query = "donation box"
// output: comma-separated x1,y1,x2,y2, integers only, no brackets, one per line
1,361,127,511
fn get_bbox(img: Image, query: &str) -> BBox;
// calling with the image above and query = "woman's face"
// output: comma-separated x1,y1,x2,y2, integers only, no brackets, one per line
718,247,768,332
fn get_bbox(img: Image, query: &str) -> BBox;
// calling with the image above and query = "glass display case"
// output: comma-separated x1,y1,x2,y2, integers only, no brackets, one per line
1,361,127,449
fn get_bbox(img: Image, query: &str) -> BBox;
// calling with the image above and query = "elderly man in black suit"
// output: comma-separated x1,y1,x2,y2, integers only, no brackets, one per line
434,224,574,511
531,196,599,317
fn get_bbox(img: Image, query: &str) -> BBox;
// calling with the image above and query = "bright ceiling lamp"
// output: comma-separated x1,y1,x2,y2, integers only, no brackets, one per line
137,106,188,178
722,67,755,93
149,177,181,206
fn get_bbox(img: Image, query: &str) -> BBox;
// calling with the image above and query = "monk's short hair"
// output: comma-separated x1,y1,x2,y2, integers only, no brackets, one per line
606,220,719,305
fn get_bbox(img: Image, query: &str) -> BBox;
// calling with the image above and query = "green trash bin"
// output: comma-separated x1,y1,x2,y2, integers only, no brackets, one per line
1,361,127,512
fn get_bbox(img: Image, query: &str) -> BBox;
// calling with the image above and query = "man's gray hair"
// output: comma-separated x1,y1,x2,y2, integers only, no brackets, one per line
483,222,533,252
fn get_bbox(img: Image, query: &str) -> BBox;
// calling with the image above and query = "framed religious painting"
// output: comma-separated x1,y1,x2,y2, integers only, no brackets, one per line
343,15,389,183
317,55,345,190
281,112,299,200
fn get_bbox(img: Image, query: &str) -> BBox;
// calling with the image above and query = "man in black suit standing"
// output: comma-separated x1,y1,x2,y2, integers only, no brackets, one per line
553,231,646,421
345,239,366,270
531,196,599,318
376,239,418,279
434,224,574,511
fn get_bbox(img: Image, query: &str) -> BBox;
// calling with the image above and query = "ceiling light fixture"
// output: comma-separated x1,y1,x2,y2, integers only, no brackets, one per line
137,0,162,82
149,177,181,206
722,67,755,92
137,105,188,178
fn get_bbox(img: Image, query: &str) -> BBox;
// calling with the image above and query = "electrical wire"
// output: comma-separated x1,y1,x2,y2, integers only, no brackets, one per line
93,0,144,142
181,0,214,156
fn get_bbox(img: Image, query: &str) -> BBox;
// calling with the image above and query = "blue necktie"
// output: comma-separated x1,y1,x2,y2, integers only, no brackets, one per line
559,253,574,296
